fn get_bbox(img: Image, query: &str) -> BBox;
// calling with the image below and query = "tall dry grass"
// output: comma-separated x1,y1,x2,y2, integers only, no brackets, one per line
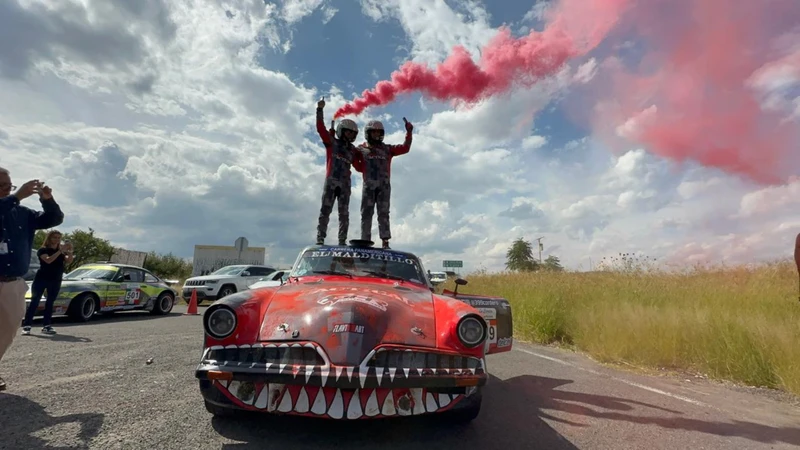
451,259,800,397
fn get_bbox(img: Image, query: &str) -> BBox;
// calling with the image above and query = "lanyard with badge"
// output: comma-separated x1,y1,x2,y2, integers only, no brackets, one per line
0,211,6,255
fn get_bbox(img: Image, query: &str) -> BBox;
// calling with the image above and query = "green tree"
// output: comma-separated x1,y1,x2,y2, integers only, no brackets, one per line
62,228,116,272
33,230,48,249
543,255,564,272
143,251,193,280
505,237,540,272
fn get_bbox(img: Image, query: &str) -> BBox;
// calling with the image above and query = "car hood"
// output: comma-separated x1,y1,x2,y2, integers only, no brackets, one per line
186,275,234,282
249,280,282,289
257,281,436,366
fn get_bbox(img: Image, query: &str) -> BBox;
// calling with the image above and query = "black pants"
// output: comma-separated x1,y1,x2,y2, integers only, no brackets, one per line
361,182,391,241
24,278,62,328
317,180,351,244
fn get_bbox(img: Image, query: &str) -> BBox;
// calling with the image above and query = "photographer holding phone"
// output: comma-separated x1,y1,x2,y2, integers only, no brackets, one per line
0,167,64,391
22,230,73,336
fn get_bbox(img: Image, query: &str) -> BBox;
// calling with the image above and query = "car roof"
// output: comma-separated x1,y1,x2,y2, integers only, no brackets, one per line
81,263,151,271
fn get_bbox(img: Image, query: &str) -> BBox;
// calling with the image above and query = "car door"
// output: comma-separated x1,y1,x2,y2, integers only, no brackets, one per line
139,271,164,307
118,267,147,308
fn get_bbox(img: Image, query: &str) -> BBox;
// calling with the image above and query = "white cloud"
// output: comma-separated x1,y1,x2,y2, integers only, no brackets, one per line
0,0,797,278
358,0,498,66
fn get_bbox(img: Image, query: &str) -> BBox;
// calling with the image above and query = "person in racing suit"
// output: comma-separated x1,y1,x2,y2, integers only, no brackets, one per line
315,97,359,246
353,118,413,249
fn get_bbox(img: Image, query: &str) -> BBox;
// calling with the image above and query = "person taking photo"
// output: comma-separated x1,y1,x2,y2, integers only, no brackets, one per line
0,167,64,391
22,230,73,336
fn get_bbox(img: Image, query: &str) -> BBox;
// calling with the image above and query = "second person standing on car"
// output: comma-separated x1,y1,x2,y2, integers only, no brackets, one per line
354,117,413,249
22,230,73,335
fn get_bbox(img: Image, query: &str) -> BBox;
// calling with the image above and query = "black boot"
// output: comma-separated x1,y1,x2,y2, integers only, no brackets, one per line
382,239,390,249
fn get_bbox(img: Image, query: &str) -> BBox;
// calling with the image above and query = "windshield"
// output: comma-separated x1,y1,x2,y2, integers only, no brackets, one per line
290,247,427,285
210,266,246,276
64,267,118,281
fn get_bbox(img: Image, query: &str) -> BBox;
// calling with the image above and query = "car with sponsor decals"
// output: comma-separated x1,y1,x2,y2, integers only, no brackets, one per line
24,263,178,322
195,240,513,422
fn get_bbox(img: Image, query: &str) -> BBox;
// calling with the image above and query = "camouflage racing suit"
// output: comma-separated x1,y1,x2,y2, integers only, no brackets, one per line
354,123,412,246
316,107,357,245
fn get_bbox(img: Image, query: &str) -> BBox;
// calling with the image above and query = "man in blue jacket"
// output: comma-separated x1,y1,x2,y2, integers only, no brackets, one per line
0,167,64,391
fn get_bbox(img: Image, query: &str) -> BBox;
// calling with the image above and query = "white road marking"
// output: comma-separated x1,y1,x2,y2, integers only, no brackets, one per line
514,348,713,408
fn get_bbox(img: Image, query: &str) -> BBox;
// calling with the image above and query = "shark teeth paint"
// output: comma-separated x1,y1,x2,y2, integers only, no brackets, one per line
200,343,487,390
216,380,466,419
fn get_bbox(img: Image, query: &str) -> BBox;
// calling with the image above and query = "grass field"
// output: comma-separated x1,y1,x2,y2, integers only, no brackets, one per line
450,260,800,398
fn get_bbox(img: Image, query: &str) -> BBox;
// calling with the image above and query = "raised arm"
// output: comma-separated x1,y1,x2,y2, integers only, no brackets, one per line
31,185,64,230
316,98,333,147
39,247,62,264
1,180,38,214
387,117,413,156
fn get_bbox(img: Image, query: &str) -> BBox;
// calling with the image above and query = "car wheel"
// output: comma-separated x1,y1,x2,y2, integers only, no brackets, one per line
151,292,174,315
204,400,238,417
218,285,236,299
67,293,97,322
443,388,482,424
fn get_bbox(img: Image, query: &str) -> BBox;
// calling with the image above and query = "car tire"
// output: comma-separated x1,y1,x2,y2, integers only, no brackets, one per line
151,292,175,315
67,293,97,322
443,388,482,424
204,399,238,417
218,285,236,299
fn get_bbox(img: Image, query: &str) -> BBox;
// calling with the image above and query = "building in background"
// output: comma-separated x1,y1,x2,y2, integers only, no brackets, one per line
191,237,266,276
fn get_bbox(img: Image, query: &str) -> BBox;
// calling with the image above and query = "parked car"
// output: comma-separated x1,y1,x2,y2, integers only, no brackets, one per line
247,270,290,289
182,265,277,303
195,240,513,423
23,249,40,282
24,263,177,321
427,271,447,285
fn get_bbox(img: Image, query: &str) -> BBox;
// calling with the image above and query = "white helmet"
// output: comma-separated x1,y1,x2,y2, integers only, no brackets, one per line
336,119,358,142
365,120,384,143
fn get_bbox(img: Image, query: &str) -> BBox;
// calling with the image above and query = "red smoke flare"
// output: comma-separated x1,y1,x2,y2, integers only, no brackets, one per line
337,0,800,184
333,0,632,119
587,0,800,185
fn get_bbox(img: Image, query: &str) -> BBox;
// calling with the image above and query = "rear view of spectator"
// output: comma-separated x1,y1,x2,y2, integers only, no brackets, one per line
22,230,73,335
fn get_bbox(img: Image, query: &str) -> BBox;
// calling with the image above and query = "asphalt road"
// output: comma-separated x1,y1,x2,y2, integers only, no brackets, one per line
1,304,799,450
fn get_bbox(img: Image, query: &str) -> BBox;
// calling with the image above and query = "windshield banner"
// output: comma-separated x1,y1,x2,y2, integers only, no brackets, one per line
308,248,416,265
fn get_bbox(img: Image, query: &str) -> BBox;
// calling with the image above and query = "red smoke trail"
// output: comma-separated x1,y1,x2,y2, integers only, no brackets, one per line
337,0,800,185
333,0,632,119
587,0,800,185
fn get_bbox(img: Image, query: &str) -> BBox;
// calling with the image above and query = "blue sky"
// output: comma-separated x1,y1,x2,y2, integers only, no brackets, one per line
1,0,799,273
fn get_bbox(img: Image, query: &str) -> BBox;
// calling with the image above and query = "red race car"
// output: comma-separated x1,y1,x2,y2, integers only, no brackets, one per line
195,240,513,422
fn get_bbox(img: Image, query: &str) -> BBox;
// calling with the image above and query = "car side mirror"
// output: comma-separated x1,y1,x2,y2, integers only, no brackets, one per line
241,271,250,277
453,278,467,297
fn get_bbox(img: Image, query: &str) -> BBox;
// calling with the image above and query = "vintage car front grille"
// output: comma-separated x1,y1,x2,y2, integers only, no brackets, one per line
205,343,326,366
366,348,482,373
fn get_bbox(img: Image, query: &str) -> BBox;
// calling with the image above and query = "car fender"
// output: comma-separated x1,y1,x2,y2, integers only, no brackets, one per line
441,290,513,355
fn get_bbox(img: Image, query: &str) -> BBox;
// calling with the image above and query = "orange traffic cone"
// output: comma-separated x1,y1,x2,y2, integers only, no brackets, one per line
184,290,199,315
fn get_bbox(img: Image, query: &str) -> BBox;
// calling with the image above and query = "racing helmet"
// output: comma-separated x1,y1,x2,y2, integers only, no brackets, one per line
365,120,384,143
336,119,358,143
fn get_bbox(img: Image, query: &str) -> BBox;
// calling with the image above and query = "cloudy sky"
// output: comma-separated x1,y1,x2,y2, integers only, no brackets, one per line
2,0,799,273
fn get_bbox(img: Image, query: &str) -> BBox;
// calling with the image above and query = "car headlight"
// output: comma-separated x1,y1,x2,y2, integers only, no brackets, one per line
204,306,237,339
456,314,487,348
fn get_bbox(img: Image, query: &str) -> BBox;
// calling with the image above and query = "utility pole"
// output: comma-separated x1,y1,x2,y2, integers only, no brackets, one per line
534,236,544,263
